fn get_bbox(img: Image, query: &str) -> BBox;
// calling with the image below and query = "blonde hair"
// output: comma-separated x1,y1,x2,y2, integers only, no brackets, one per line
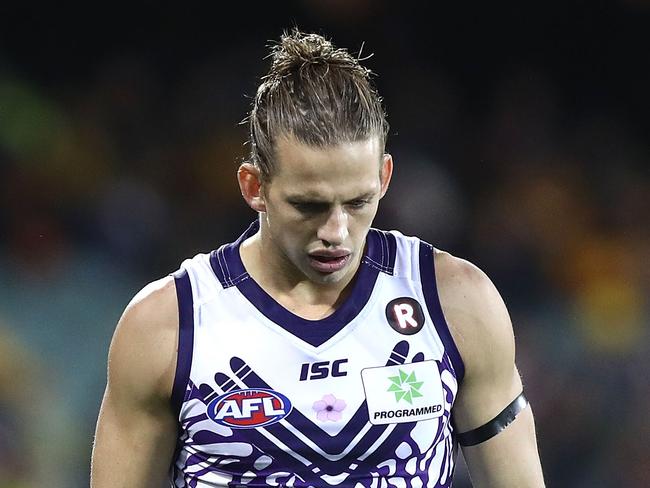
247,29,389,180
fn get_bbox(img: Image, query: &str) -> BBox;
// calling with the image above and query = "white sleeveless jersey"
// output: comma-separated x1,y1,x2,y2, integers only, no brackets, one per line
169,221,465,488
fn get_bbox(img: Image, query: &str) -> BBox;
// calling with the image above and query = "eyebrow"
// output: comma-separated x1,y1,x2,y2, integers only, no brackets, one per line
285,191,376,203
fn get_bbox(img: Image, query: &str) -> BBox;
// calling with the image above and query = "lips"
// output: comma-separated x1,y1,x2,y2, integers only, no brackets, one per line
308,251,351,273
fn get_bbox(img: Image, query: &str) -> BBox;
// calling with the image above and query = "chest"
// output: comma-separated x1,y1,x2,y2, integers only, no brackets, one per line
173,283,460,487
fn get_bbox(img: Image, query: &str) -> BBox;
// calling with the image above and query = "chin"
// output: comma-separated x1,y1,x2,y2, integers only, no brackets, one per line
305,266,351,285
312,272,345,285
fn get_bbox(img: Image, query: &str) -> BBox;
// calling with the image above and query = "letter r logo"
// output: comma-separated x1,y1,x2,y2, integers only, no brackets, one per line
386,297,425,335
393,303,418,328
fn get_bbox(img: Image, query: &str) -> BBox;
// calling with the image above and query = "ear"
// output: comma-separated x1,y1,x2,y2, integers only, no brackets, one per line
379,153,394,198
237,163,267,212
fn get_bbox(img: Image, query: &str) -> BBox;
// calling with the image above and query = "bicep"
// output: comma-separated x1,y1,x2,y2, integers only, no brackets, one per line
443,255,522,433
92,383,177,487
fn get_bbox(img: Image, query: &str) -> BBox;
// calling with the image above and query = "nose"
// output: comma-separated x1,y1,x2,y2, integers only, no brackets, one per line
317,206,349,246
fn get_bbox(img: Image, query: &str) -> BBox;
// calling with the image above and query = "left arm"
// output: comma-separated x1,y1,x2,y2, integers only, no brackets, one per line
435,250,545,487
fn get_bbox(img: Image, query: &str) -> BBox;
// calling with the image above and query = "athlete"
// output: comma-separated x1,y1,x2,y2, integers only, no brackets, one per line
91,30,545,487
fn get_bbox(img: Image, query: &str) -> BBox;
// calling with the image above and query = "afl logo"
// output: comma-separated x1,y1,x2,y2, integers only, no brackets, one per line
207,388,292,429
385,297,425,335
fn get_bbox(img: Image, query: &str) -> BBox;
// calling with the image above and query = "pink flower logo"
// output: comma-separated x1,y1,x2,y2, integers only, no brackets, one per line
313,394,347,422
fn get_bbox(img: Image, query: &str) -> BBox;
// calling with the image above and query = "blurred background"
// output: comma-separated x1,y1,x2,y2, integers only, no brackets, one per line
0,1,648,486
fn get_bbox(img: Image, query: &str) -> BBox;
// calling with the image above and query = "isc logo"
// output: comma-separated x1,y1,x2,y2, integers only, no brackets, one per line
299,359,348,381
207,389,292,428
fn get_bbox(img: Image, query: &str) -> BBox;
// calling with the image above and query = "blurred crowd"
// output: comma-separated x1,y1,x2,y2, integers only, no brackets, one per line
1,3,648,487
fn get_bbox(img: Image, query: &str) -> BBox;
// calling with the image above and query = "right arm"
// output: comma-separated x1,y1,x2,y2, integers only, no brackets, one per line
435,251,545,486
91,276,180,487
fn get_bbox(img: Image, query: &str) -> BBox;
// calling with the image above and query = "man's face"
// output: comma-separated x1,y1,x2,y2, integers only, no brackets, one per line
259,136,392,286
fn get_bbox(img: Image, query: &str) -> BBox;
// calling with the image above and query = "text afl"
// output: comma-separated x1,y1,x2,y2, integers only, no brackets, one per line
207,388,293,429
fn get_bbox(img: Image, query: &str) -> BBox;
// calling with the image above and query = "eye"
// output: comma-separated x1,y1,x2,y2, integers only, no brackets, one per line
347,199,370,209
290,202,329,214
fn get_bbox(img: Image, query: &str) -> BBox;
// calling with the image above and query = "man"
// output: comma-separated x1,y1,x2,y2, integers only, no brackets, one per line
91,30,545,487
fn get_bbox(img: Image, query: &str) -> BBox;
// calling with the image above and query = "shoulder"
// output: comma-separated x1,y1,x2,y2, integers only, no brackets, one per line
433,249,515,380
107,275,179,405
119,275,178,333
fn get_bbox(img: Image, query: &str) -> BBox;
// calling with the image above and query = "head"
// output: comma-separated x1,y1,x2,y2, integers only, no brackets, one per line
238,30,392,285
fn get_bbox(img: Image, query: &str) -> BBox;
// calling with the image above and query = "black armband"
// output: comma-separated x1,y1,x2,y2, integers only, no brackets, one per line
457,392,529,447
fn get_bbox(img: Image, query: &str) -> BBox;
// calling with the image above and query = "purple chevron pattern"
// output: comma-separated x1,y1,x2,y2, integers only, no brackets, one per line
170,342,459,487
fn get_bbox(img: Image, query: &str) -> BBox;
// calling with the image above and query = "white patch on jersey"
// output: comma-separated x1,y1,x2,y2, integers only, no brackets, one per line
361,361,445,425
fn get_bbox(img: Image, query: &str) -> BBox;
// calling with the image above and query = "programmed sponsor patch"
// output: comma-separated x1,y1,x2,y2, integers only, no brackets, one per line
361,360,444,425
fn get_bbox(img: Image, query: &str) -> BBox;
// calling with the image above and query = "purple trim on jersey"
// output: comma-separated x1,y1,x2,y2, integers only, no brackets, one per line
208,221,397,347
362,227,396,275
171,269,194,416
418,241,465,383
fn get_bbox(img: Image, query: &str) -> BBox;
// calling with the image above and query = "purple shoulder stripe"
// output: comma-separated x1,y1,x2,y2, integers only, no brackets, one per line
171,268,194,416
363,228,397,274
418,241,465,383
209,221,257,288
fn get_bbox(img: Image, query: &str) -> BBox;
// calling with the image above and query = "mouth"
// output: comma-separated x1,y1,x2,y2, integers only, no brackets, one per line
308,252,352,273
